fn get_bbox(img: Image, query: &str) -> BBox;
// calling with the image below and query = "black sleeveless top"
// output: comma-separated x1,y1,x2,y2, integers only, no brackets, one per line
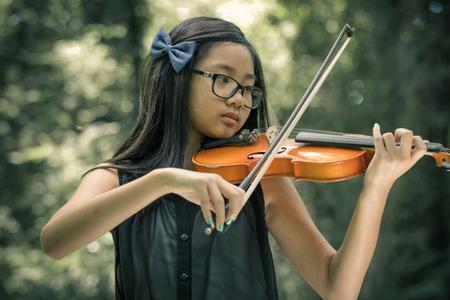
111,166,278,300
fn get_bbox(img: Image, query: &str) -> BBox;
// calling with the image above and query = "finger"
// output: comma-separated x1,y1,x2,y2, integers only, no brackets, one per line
394,128,411,142
383,132,396,156
197,186,215,228
224,186,245,226
216,179,245,224
395,128,413,159
411,135,427,162
207,183,226,232
200,199,215,229
373,123,386,155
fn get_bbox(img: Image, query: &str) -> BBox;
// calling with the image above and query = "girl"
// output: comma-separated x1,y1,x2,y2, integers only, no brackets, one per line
40,17,427,300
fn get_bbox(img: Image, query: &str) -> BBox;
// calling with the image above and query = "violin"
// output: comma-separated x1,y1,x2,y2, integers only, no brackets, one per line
197,24,447,208
196,24,448,235
193,127,450,183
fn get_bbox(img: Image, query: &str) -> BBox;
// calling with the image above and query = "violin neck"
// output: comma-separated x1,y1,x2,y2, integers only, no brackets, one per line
294,130,444,153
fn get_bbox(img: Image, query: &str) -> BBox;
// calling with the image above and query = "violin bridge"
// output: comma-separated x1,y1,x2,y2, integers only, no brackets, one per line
265,126,279,144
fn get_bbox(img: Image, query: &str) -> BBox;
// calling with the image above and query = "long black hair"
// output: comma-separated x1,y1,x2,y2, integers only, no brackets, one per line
82,16,271,178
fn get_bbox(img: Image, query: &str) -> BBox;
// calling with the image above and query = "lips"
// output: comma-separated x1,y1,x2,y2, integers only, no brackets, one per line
222,112,240,122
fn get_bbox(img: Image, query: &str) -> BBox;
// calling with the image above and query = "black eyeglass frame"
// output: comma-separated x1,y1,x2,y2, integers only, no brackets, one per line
192,69,263,109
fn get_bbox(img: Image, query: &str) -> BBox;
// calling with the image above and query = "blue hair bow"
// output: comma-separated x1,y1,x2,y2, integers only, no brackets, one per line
150,28,196,73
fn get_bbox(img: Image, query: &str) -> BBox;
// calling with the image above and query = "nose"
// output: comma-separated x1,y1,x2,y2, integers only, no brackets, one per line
225,88,245,108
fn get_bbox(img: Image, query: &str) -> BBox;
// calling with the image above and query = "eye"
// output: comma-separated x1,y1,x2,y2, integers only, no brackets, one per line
216,75,231,84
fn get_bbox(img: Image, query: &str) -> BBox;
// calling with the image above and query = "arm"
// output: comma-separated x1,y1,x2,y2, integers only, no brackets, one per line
40,166,245,260
40,166,168,260
262,125,426,299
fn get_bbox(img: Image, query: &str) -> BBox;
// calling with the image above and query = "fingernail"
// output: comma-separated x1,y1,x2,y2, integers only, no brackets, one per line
223,219,234,233
223,221,234,233
225,218,234,226
206,217,214,227
218,223,224,232
374,123,380,128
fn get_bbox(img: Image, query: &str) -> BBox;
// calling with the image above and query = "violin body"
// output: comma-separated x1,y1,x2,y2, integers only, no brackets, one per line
193,135,375,183
193,129,449,183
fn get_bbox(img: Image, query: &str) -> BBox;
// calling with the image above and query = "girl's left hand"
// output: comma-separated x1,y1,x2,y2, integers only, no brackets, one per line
363,124,427,191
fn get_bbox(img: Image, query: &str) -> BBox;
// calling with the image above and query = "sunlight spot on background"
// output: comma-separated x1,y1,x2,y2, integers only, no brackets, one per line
216,1,264,27
8,143,54,164
8,14,21,26
120,100,133,113
63,45,81,56
280,21,297,38
271,49,289,69
333,0,346,13
86,241,100,253
101,233,114,245
412,17,426,30
215,1,274,31
326,20,339,34
177,6,190,17
429,1,443,14
349,79,365,106
349,90,364,105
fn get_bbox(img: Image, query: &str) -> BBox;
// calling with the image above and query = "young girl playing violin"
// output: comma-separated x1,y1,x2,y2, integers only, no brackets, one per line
40,17,427,300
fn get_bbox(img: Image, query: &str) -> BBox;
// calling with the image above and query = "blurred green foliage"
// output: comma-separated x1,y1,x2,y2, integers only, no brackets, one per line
1,0,448,299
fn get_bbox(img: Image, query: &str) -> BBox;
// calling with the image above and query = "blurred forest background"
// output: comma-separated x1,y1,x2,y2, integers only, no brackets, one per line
1,0,449,299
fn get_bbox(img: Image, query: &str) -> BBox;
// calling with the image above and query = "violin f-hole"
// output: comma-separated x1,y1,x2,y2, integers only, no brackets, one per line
248,147,287,160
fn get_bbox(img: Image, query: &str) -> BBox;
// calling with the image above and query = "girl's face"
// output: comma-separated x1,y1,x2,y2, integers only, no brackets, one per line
187,42,255,139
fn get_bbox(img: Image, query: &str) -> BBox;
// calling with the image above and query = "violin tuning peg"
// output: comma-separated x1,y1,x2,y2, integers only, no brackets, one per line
251,129,260,136
239,129,250,141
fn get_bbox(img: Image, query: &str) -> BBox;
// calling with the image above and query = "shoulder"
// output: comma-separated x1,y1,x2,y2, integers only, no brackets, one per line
72,163,119,202
86,162,119,186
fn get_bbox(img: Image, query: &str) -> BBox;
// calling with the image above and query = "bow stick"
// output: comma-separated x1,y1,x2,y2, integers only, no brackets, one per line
203,25,354,235
240,24,354,202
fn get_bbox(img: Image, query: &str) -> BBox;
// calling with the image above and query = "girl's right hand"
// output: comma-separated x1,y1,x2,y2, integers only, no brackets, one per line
160,168,246,231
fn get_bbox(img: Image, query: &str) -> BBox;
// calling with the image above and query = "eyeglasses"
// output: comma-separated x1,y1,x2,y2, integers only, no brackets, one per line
192,69,264,109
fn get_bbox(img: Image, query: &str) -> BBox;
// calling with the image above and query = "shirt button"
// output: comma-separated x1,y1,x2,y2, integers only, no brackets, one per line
180,233,189,241
180,272,190,281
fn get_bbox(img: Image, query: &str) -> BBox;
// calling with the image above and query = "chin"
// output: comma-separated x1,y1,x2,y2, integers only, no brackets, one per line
206,126,240,139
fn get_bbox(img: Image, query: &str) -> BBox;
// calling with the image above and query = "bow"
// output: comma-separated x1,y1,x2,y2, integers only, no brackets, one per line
150,28,196,73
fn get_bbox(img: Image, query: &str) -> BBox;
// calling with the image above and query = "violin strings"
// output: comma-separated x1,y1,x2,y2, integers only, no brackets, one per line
438,145,449,154
290,131,374,145
269,126,449,154
274,126,372,140
278,126,367,137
